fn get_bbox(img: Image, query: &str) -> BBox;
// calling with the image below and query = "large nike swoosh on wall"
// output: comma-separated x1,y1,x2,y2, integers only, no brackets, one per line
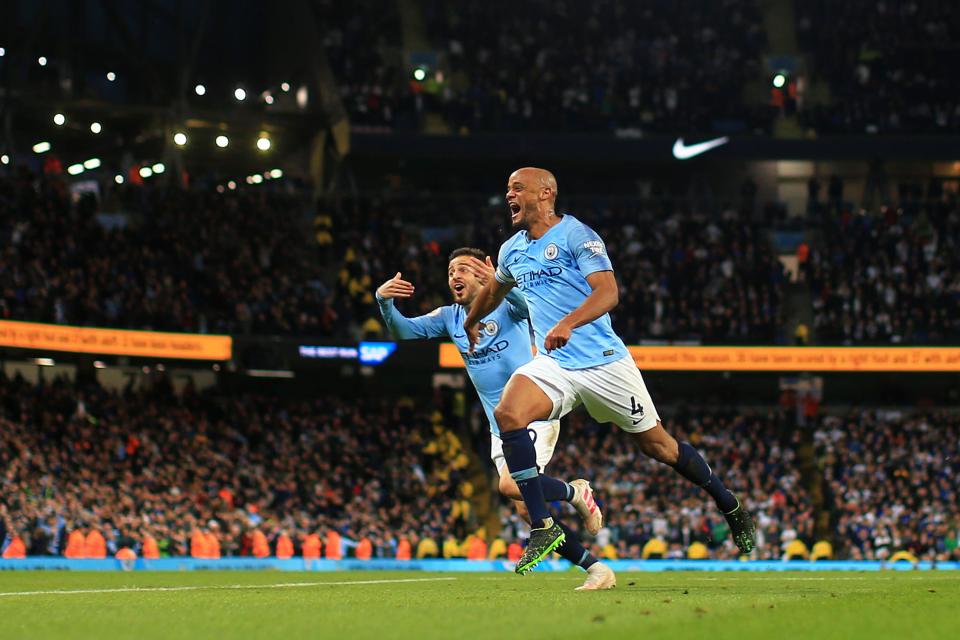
672,136,730,160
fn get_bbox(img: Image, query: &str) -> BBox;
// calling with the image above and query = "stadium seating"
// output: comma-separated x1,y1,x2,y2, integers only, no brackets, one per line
796,0,960,134
7,371,950,561
806,204,960,344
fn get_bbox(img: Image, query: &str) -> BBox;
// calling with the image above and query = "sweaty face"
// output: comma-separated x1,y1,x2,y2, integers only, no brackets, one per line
505,173,540,229
448,257,482,305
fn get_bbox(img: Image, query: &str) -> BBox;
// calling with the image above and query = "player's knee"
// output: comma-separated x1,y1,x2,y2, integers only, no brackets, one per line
640,439,673,462
636,427,678,464
498,474,520,501
493,403,525,432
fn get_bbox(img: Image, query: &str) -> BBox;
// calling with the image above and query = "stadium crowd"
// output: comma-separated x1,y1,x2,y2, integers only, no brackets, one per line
422,0,769,134
322,0,772,134
0,173,786,345
796,0,960,134
816,410,960,561
0,374,474,561
3,372,956,562
806,203,960,344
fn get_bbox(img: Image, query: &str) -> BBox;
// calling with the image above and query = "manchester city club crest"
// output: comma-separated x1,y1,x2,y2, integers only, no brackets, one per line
544,243,559,260
483,319,499,336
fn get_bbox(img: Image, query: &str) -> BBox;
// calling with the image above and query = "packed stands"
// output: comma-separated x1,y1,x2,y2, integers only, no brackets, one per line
816,410,960,561
423,0,770,134
0,174,786,345
796,0,960,134
0,373,473,560
3,372,956,561
806,204,960,344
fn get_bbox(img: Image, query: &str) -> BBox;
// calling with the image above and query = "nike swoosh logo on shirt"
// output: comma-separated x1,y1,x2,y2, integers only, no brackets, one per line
672,136,729,160
453,333,465,338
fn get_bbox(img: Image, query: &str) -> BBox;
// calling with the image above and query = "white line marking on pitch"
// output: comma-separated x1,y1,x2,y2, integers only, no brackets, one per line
0,577,456,598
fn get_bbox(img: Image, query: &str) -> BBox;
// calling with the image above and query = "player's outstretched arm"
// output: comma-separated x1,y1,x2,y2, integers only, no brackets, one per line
544,271,619,351
376,272,447,340
463,257,513,352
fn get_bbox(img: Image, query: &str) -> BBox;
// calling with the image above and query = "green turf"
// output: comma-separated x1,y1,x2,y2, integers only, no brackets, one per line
0,570,956,639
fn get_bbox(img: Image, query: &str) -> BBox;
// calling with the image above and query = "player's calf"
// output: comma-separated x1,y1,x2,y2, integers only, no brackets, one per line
633,423,757,553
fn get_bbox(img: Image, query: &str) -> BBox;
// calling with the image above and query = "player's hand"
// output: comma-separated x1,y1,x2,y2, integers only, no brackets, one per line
464,256,496,287
544,320,573,352
465,320,482,354
376,272,415,300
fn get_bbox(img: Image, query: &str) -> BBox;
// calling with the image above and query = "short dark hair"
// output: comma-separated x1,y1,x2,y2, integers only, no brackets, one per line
448,247,486,262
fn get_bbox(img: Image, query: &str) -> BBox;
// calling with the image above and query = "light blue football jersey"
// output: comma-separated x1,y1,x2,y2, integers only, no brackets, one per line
377,290,533,436
495,214,629,370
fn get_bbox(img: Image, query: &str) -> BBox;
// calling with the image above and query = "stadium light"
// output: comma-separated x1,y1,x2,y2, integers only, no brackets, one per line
83,158,100,169
252,174,263,184
106,71,116,82
152,162,165,174
139,166,153,178
90,122,102,134
114,174,124,184
38,56,47,66
270,169,282,179
216,185,225,193
0,47,5,57
53,113,65,126
194,83,206,96
413,67,427,81
281,82,290,92
34,358,55,366
174,131,187,146
263,91,274,105
32,141,51,153
773,73,786,89
1,154,8,165
67,163,85,175
227,180,236,190
215,135,229,148
234,87,246,101
93,360,107,369
256,134,271,151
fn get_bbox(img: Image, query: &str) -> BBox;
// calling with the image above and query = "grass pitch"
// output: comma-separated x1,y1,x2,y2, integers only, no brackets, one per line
0,570,955,639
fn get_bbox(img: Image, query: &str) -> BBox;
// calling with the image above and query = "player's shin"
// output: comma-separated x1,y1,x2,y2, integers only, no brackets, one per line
555,521,598,570
502,429,553,527
671,441,739,513
540,475,575,502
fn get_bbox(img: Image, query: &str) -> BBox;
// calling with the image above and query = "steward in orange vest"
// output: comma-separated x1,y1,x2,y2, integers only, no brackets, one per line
2,536,26,559
251,529,270,558
204,530,221,559
276,532,294,559
396,538,412,561
142,535,160,559
190,530,209,559
65,529,86,558
84,529,107,559
325,530,342,560
507,542,523,562
302,533,321,559
355,537,373,560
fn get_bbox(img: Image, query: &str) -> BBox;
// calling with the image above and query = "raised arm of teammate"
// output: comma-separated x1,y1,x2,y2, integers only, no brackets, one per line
544,270,618,352
375,272,448,340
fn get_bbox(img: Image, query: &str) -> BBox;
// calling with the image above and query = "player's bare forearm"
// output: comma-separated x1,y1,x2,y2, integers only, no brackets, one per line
465,278,510,325
563,271,618,329
544,271,618,351
464,278,512,351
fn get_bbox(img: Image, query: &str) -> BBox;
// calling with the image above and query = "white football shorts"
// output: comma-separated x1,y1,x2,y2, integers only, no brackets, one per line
514,354,660,433
490,419,560,476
